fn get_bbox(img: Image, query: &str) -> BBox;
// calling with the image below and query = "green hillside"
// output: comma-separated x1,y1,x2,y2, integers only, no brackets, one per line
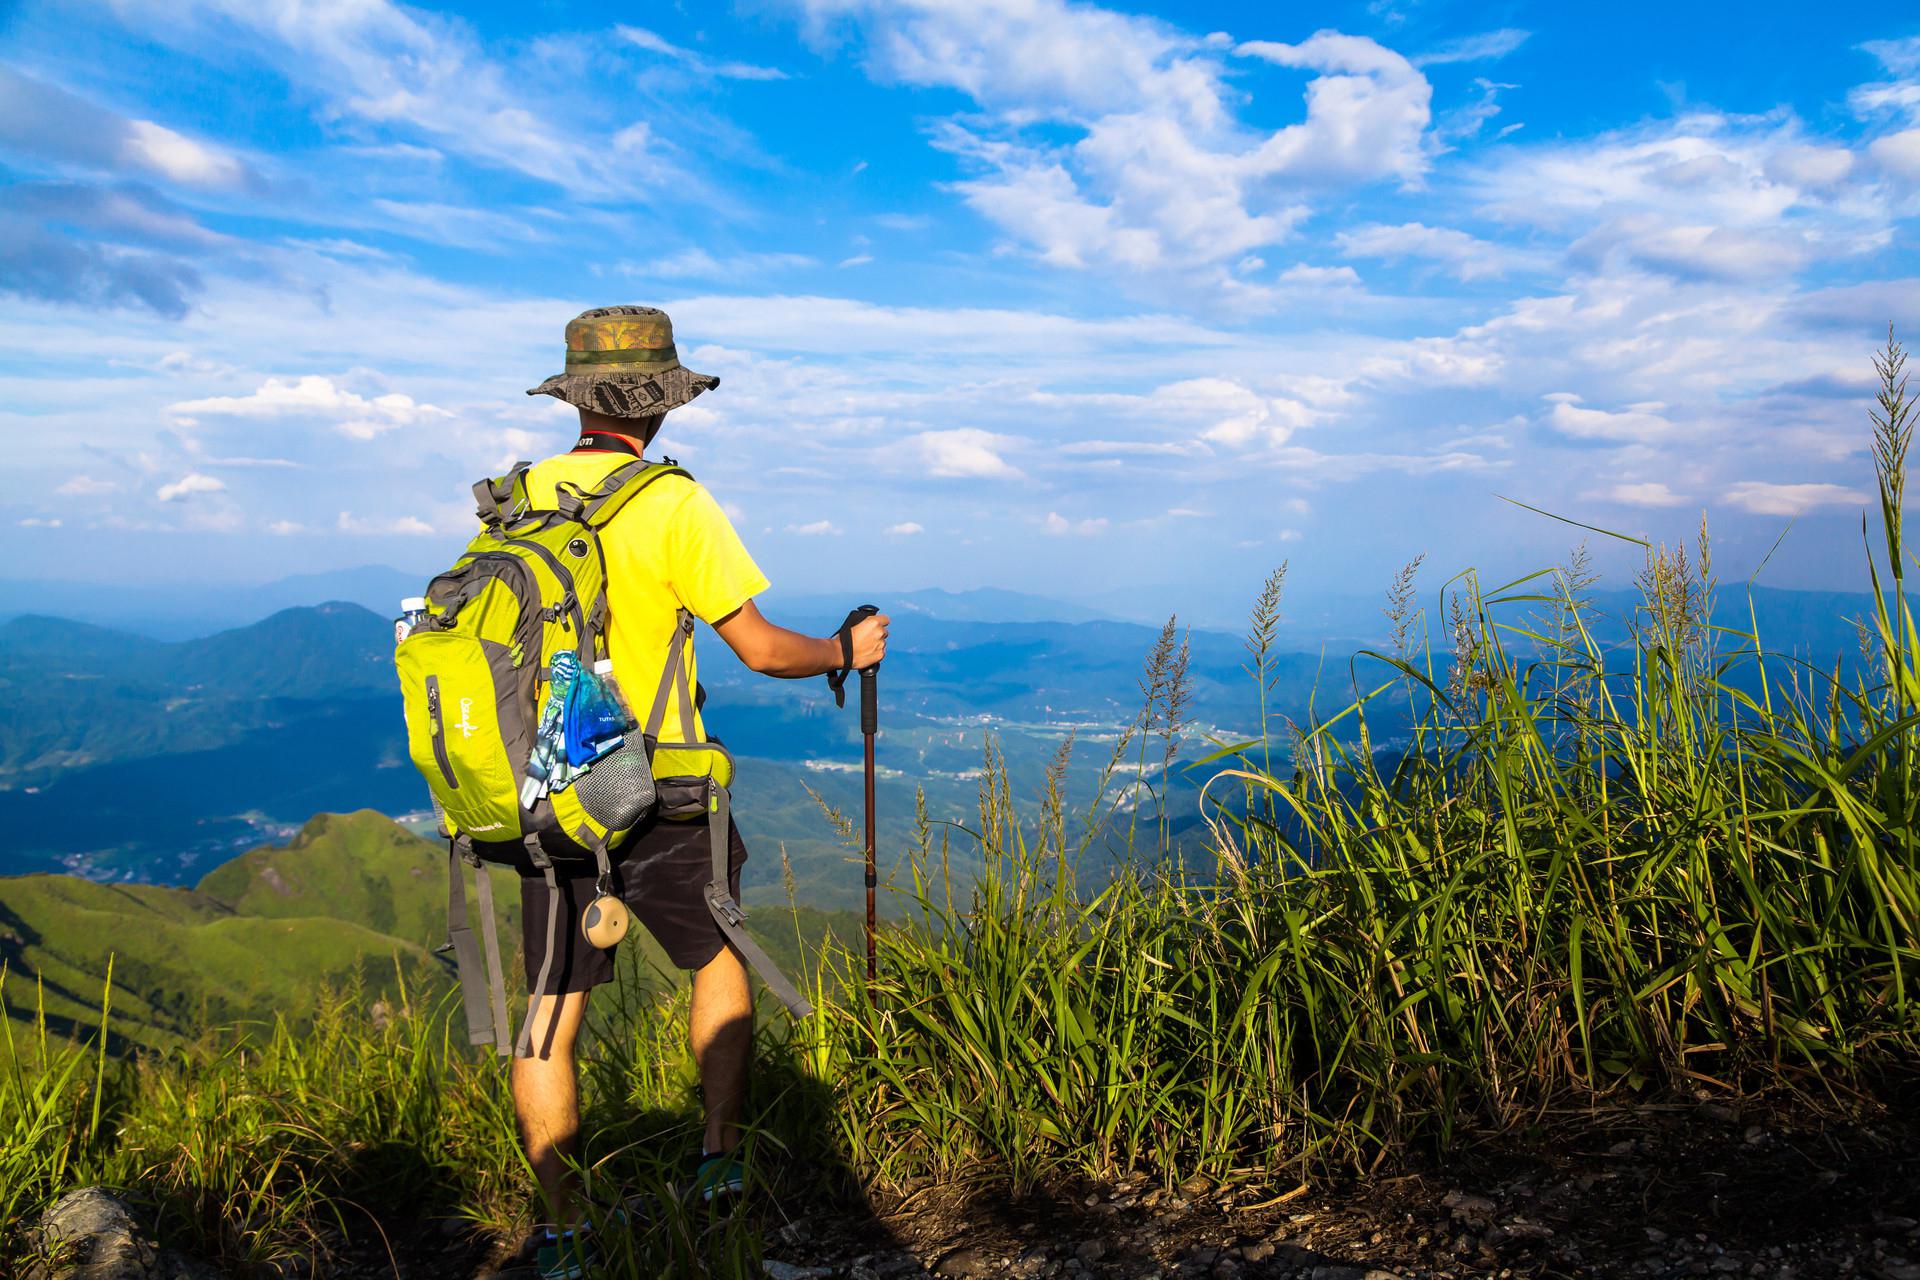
3,810,861,1056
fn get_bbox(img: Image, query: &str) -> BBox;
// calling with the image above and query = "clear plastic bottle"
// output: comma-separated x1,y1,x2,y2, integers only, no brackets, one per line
394,596,429,647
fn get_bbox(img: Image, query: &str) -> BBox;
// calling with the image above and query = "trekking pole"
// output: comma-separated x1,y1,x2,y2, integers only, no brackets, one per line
828,605,882,990
860,659,879,986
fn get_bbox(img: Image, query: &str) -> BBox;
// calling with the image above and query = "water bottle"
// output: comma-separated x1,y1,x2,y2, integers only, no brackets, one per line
394,596,429,647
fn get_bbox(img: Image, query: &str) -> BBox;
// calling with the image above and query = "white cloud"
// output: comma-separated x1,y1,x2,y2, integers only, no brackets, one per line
617,25,788,80
1234,32,1432,185
266,519,306,535
797,4,1432,290
1853,38,1920,123
1542,394,1676,444
156,472,225,502
122,119,248,188
337,511,436,535
911,428,1022,478
120,0,675,197
168,375,452,439
886,521,924,535
1411,28,1530,67
1764,144,1855,188
1861,36,1920,80
1157,377,1318,448
640,248,817,280
0,65,256,191
1277,263,1361,287
1337,221,1518,281
1569,215,1812,282
1868,129,1920,181
1595,481,1690,508
18,517,63,528
1042,511,1108,536
788,519,841,535
1469,111,1891,284
1723,481,1869,517
55,475,119,496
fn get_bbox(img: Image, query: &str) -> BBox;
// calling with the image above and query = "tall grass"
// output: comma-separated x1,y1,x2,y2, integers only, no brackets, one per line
0,960,821,1274
4,338,1918,1270
811,334,1920,1190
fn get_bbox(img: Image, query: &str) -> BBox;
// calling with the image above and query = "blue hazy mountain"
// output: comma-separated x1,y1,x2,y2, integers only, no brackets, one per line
0,571,1116,641
0,597,1259,895
0,566,430,640
1,579,1897,897
765,586,1114,626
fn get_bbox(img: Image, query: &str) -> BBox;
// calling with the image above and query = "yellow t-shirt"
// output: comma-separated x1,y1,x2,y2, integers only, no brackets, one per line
522,452,768,745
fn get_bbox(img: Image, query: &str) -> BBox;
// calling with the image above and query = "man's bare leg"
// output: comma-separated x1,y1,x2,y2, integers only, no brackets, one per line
511,988,592,1224
690,945,752,1154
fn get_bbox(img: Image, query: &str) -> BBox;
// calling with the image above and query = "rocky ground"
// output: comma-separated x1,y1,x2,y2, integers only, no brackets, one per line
28,1094,1920,1278
741,1094,1920,1280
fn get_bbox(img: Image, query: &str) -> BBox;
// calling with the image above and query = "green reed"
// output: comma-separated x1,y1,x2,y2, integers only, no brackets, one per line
812,334,1920,1192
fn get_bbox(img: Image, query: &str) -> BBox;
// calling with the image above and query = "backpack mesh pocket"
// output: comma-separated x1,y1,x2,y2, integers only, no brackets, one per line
571,742,657,831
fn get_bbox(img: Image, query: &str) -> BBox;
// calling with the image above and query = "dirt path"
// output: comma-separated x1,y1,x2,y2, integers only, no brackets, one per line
325,1093,1918,1278
752,1097,1920,1280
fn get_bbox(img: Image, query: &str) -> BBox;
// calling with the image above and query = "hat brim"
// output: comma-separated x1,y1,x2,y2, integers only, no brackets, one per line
525,363,719,418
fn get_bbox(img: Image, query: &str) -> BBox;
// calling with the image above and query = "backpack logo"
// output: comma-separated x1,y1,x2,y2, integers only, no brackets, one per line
456,697,477,738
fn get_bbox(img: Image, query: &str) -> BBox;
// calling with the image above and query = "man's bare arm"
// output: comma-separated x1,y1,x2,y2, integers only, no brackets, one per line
712,599,889,678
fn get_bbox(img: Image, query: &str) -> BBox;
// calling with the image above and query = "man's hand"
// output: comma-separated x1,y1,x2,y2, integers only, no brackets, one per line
849,612,889,669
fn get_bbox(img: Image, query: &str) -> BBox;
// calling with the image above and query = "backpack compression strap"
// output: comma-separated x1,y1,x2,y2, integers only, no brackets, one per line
473,461,533,528
445,838,513,1056
704,780,813,1018
645,610,700,741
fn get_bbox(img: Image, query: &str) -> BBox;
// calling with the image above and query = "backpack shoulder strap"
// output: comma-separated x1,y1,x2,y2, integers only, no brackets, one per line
473,461,532,529
564,460,692,528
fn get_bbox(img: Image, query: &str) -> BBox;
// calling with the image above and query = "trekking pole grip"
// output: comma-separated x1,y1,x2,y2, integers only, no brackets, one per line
844,602,881,734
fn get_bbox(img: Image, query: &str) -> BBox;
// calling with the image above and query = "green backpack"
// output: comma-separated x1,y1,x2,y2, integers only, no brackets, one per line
396,457,811,1058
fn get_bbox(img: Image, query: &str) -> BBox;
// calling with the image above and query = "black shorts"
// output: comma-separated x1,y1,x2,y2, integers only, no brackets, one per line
518,815,747,995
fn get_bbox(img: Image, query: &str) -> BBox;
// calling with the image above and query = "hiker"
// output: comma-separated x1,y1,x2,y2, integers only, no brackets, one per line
506,306,888,1268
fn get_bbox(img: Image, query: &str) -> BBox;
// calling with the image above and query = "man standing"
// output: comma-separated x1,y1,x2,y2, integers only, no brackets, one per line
511,306,887,1277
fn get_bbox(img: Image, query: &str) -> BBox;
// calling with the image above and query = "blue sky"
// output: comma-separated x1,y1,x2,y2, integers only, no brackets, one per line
2,0,1917,624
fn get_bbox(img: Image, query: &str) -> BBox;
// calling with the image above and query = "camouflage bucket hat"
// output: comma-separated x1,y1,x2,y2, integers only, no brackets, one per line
525,305,719,418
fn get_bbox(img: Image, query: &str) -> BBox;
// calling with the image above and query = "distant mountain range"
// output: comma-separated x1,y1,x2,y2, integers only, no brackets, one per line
0,569,1120,641
0,575,1898,894
0,810,858,1054
0,597,1256,891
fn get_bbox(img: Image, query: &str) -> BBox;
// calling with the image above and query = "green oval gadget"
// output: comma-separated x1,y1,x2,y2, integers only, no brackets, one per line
581,893,629,948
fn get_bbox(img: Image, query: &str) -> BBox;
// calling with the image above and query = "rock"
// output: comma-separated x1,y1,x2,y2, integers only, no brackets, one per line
23,1187,216,1280
1872,1263,1920,1280
1074,1240,1105,1263
763,1263,833,1280
1239,1242,1275,1263
1487,1219,1554,1245
934,1247,994,1277
1441,1191,1497,1229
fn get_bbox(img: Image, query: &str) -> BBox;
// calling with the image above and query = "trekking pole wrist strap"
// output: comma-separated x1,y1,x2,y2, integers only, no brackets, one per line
826,604,876,708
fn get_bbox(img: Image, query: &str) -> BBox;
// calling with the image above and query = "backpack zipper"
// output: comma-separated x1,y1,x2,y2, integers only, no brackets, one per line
502,537,588,649
425,675,460,789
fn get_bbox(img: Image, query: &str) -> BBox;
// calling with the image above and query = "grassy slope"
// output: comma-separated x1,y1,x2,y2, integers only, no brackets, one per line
3,809,862,1055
